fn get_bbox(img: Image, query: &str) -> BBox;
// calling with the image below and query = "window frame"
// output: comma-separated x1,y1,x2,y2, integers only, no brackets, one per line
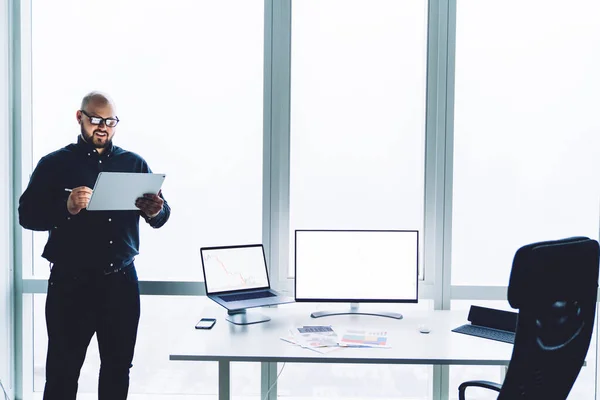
1,0,14,397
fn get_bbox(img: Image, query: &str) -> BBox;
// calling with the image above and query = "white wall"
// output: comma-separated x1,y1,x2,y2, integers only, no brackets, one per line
0,0,13,397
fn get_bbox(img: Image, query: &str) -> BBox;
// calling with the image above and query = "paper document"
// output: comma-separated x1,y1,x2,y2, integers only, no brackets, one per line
280,332,341,354
337,328,390,348
292,325,339,348
280,325,392,353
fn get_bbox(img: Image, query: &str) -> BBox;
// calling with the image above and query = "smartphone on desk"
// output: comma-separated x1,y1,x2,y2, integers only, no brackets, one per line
195,318,216,329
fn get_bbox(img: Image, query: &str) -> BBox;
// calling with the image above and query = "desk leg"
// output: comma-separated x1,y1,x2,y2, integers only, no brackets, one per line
433,365,450,400
219,360,231,400
261,362,278,400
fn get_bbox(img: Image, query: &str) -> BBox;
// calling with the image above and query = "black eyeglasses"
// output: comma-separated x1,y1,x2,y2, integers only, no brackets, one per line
80,109,120,128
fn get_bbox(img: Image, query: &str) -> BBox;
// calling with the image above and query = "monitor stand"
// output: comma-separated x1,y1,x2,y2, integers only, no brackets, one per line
226,309,271,325
310,302,403,320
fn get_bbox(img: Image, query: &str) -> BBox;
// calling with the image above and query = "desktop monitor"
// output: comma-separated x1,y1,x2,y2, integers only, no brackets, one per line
294,229,419,319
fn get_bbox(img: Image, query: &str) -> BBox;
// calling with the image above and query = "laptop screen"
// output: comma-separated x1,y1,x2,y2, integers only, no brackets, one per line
201,245,270,294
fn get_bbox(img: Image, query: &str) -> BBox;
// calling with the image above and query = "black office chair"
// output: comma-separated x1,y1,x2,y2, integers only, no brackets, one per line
459,236,600,400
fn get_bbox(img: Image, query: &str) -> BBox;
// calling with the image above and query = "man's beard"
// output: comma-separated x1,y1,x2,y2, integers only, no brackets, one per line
81,126,111,149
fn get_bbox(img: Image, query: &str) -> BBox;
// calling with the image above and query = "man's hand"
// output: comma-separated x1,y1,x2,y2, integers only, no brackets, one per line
136,191,164,219
67,186,93,215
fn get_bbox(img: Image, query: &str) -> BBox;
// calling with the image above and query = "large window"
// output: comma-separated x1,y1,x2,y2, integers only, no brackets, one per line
451,0,600,287
289,0,428,280
451,1,600,398
287,1,430,399
25,0,264,398
28,0,264,281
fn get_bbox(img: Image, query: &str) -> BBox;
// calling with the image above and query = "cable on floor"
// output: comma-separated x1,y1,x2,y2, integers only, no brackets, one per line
0,379,11,400
263,362,286,400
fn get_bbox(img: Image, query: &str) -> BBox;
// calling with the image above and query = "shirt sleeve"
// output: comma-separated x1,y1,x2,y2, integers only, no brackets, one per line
18,156,73,231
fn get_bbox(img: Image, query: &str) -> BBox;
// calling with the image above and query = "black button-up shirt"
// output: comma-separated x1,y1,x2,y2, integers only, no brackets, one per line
18,136,171,272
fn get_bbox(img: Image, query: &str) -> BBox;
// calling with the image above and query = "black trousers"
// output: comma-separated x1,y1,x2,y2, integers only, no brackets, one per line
42,263,141,400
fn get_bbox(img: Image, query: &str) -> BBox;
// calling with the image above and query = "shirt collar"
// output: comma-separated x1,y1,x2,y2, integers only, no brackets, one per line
76,134,114,156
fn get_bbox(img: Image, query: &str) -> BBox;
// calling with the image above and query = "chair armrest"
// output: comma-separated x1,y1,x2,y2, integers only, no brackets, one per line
458,380,502,400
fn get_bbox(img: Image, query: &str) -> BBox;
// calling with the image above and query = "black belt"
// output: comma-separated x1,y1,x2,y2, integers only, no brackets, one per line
50,258,135,277
102,259,135,275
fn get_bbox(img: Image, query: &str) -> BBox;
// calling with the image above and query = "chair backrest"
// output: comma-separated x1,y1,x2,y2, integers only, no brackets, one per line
498,236,599,400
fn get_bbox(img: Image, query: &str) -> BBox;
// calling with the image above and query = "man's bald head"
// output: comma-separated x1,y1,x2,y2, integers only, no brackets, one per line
80,91,117,113
77,91,118,154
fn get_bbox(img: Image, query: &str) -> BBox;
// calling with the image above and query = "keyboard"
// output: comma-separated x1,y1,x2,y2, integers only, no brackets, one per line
219,291,276,302
452,324,515,344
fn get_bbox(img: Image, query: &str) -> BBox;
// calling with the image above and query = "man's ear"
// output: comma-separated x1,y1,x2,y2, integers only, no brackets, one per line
76,110,82,124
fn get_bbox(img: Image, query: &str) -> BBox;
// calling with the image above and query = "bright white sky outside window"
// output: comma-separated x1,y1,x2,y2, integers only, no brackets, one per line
452,0,600,286
289,0,428,280
29,0,264,280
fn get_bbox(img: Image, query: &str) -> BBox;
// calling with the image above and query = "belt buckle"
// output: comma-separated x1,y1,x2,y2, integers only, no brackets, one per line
104,265,121,275
103,258,133,275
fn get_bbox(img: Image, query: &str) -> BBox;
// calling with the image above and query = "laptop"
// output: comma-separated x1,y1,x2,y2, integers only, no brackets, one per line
200,244,295,312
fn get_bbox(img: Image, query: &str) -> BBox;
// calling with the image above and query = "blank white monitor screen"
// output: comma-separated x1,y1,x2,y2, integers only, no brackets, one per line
201,245,269,294
294,230,418,302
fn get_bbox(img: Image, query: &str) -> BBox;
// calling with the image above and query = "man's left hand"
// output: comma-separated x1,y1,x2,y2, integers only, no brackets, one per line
136,192,164,219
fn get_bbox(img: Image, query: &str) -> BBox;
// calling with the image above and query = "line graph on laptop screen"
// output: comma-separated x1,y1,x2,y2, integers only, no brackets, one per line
202,246,269,293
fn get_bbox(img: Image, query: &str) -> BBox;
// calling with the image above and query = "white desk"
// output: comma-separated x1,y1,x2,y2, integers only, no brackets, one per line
169,304,514,400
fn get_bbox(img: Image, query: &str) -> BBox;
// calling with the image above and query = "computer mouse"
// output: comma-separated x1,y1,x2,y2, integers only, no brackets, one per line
418,325,431,334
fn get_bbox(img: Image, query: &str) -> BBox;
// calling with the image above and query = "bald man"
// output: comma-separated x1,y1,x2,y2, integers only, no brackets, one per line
18,91,171,400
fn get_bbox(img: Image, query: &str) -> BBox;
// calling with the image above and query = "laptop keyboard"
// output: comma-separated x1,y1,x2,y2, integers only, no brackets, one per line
220,291,276,302
452,324,515,344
